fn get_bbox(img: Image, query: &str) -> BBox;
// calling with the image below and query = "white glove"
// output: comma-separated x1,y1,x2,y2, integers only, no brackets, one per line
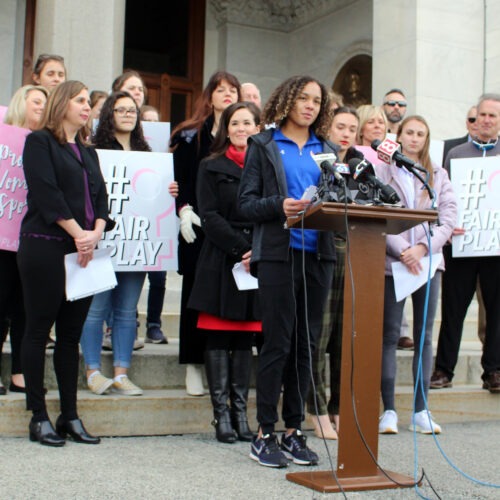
179,204,201,243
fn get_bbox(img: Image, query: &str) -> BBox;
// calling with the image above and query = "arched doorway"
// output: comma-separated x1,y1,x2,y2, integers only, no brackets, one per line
333,55,372,108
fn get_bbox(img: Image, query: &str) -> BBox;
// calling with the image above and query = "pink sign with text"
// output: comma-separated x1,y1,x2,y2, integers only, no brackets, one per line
0,123,30,251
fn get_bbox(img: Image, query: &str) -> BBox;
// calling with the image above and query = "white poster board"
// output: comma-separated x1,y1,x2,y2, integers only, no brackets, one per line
450,156,500,257
96,149,178,271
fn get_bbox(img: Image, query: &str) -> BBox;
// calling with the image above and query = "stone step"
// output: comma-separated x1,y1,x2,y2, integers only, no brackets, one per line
0,341,484,390
138,272,483,343
1,385,497,438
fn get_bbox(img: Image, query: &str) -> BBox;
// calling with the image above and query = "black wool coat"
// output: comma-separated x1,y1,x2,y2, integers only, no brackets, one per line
188,154,260,321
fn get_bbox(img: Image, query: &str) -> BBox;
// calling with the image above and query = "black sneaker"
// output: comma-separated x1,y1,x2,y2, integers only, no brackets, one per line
145,324,168,344
281,429,319,465
250,434,289,468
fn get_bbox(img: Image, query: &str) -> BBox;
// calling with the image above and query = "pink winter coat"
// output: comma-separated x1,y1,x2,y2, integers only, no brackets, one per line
375,162,458,276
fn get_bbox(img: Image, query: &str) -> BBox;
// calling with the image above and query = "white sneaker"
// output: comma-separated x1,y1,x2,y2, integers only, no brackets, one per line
379,410,398,434
111,376,143,396
185,364,204,396
87,371,113,395
409,410,442,434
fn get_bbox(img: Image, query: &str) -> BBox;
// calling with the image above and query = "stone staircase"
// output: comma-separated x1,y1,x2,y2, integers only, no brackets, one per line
1,273,497,438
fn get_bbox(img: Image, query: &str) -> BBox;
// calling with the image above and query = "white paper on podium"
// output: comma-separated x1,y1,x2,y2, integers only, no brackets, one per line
391,254,443,302
232,262,258,290
65,248,118,301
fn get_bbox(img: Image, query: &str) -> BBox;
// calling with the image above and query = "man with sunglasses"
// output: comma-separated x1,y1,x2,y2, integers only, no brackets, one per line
431,94,500,395
382,88,407,133
442,106,478,160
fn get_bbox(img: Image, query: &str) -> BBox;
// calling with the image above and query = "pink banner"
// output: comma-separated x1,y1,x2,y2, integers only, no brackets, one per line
0,106,7,123
0,123,30,251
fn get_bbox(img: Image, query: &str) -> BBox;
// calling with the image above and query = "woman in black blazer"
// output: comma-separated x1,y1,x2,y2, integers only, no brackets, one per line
17,81,113,447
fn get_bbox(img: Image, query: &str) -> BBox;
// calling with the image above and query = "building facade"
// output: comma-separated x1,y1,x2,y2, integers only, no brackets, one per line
1,0,499,138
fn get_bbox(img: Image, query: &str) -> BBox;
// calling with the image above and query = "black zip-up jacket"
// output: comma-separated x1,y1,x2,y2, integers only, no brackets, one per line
238,128,339,276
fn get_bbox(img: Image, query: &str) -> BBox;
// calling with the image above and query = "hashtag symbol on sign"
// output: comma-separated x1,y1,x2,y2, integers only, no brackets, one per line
460,168,486,210
106,164,131,214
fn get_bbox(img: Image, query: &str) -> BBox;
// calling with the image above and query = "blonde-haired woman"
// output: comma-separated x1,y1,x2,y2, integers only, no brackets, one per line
356,104,387,146
376,115,457,435
4,85,48,130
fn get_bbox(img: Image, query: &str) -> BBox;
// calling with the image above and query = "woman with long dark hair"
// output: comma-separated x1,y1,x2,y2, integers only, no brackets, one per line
239,75,337,468
79,91,151,397
170,71,241,396
18,81,112,446
188,102,261,443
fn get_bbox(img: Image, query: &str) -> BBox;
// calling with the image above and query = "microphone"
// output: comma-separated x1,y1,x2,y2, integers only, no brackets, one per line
311,153,345,184
371,138,418,170
348,158,401,204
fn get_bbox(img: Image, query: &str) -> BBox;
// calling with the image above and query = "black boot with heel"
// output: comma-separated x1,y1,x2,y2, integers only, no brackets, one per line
205,349,237,444
230,349,253,441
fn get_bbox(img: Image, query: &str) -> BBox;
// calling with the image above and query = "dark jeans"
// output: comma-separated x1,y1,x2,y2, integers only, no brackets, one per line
17,237,92,421
436,246,500,379
0,250,25,376
146,271,166,326
382,273,440,413
256,250,333,435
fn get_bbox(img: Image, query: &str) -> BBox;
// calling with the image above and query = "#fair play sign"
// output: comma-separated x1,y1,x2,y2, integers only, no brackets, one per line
450,156,500,257
96,149,178,271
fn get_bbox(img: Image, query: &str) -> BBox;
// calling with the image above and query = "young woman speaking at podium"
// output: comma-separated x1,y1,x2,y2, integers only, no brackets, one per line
239,75,337,468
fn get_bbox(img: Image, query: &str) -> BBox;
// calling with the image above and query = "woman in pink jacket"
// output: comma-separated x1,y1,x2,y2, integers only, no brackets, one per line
376,115,457,435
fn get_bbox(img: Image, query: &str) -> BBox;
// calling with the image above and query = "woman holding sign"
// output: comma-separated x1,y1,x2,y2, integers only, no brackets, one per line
18,81,112,446
188,102,261,443
80,91,151,397
0,84,49,395
376,115,457,435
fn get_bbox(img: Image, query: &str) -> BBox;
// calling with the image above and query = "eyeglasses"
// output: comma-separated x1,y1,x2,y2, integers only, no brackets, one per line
467,117,476,123
383,100,407,107
114,107,137,116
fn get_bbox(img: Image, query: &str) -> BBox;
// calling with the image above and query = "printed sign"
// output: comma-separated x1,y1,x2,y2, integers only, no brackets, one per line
450,156,500,257
0,123,30,251
96,149,178,271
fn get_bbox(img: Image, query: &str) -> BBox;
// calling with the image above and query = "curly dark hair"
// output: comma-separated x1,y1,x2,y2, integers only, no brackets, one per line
261,75,331,139
92,91,151,152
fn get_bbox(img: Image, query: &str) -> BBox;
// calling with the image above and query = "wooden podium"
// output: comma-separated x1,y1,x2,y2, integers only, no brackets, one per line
286,202,438,493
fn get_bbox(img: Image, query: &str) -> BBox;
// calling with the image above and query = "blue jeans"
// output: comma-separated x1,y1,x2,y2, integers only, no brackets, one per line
80,272,146,369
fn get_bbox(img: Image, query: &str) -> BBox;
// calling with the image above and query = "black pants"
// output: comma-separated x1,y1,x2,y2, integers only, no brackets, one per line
0,250,25,376
436,245,500,379
17,237,92,421
146,271,166,325
256,250,333,435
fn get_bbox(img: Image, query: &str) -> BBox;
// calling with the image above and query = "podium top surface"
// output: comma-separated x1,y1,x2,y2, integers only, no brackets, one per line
286,202,438,235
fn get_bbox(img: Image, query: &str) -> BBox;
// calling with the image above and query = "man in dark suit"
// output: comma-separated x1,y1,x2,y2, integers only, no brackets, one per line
442,106,478,160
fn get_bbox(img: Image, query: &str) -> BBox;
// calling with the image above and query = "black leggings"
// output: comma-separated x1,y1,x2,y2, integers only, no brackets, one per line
0,250,25,376
17,237,92,421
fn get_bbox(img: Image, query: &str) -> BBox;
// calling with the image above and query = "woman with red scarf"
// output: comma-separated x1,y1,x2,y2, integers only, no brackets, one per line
188,102,261,443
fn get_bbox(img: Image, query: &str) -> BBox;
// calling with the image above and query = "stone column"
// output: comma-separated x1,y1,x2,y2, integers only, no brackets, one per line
372,0,485,139
34,0,126,92
0,0,27,104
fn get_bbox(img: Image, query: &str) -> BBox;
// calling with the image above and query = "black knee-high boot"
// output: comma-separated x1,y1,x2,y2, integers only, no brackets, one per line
230,349,253,441
204,349,236,443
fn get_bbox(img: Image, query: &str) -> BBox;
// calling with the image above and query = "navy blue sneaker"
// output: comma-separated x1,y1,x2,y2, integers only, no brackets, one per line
250,434,289,468
281,429,319,465
145,324,168,344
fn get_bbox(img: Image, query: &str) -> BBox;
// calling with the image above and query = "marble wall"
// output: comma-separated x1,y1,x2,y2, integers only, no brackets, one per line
34,0,126,93
0,0,26,105
373,0,485,140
